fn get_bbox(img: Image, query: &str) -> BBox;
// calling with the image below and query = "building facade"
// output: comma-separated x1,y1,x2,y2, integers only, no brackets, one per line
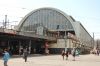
16,7,93,54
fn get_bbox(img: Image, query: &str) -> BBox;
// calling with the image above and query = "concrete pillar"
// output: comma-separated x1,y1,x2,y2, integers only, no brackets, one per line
28,40,31,54
19,41,22,55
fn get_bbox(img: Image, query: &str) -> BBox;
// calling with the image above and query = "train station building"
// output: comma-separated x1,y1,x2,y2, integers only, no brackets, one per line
0,7,94,55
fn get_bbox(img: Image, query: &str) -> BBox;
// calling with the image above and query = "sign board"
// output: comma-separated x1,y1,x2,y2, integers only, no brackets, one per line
36,26,43,35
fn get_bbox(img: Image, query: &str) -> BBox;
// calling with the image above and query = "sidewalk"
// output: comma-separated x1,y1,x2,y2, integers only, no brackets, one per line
0,54,100,66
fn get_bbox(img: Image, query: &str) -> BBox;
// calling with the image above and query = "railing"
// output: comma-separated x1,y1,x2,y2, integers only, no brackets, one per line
0,28,57,41
17,31,57,41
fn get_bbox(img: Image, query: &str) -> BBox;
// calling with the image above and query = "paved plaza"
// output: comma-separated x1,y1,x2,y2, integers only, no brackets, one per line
0,54,100,66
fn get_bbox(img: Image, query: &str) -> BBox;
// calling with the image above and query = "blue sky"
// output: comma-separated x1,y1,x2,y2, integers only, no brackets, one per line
0,0,100,39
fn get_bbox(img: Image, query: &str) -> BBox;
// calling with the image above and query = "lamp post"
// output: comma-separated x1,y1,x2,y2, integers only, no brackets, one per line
64,25,67,52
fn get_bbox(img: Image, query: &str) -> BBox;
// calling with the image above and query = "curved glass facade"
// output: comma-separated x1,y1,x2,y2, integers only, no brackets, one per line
19,8,74,34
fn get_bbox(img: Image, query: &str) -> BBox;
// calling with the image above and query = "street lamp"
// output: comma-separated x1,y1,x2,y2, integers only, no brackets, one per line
64,25,67,52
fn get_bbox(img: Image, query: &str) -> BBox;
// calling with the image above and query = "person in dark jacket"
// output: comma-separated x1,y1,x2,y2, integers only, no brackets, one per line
65,50,69,60
61,50,65,60
72,48,76,61
23,48,28,62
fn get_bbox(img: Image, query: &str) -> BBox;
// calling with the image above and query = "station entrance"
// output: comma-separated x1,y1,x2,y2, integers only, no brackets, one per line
0,32,48,56
0,39,46,56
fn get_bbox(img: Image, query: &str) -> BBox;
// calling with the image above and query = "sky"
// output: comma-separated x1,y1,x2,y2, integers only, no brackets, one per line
0,0,100,39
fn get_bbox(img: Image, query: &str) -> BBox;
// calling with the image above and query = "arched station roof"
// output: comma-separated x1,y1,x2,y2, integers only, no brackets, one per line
17,7,77,36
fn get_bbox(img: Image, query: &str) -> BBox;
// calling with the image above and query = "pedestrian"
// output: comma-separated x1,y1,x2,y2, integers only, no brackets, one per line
19,47,23,56
23,48,28,62
65,50,69,60
61,50,65,60
97,49,99,56
71,48,76,61
75,49,80,56
3,49,10,66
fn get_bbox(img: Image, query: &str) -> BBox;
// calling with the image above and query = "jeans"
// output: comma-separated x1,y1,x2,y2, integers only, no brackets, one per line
4,61,8,66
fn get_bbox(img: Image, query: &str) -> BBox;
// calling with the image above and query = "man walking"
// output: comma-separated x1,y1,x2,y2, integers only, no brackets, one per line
72,48,76,61
61,50,65,60
23,48,28,62
65,50,69,60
